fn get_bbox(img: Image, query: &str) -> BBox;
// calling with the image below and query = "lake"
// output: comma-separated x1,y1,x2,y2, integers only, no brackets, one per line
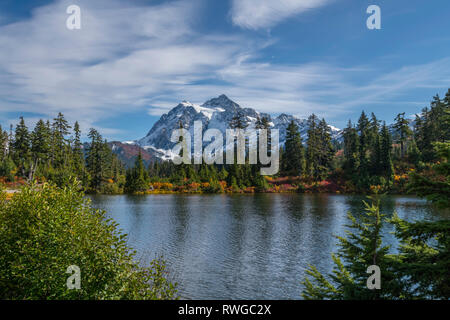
88,194,449,299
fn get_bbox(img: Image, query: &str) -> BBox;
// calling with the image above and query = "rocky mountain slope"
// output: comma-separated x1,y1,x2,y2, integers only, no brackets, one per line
133,95,341,160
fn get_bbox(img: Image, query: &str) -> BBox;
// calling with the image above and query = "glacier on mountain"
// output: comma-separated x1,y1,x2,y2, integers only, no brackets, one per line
135,94,341,160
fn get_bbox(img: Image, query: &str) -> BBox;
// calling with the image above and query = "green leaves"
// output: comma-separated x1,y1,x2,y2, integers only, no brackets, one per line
0,182,177,300
408,142,450,208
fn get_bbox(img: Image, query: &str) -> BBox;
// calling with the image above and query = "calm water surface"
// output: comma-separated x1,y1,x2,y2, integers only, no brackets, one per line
88,194,449,299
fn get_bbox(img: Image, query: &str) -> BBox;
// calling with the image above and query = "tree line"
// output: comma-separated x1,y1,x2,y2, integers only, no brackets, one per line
1,89,449,194
302,139,450,299
0,113,125,193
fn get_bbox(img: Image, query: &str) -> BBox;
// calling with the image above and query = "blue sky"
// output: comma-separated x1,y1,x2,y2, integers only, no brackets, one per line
0,0,449,141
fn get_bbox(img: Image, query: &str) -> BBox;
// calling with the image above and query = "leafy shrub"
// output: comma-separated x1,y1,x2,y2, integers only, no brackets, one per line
0,157,16,182
0,182,177,300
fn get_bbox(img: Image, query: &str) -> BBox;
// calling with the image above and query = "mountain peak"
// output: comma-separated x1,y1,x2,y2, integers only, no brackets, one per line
136,95,342,160
218,94,230,100
202,94,240,111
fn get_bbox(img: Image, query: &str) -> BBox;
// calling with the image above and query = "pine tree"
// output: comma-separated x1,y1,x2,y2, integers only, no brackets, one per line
306,114,319,178
72,121,85,180
283,120,305,176
389,214,450,299
370,133,382,176
343,120,359,177
357,111,371,179
368,113,380,147
316,118,334,180
393,112,411,159
406,137,421,167
125,151,149,193
229,111,248,130
380,123,394,181
0,125,14,181
0,125,8,161
255,116,271,158
408,142,450,208
30,119,51,180
51,112,71,168
302,196,398,299
86,128,104,191
13,117,31,178
228,112,248,188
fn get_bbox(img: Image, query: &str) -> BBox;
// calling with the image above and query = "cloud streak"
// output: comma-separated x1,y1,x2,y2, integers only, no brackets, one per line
0,0,242,132
0,0,449,139
230,0,332,30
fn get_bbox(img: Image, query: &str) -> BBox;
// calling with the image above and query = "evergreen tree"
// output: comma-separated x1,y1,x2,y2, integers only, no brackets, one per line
306,114,319,178
30,119,51,180
380,123,394,181
255,116,271,158
125,151,149,193
406,137,421,167
228,112,248,188
389,214,450,299
393,112,411,159
343,120,359,177
51,112,71,168
368,113,380,148
408,142,450,208
302,196,399,299
370,133,382,176
86,128,104,191
283,120,305,176
229,111,248,131
0,125,14,181
316,118,334,180
0,125,8,161
357,111,371,179
72,121,85,180
13,117,31,178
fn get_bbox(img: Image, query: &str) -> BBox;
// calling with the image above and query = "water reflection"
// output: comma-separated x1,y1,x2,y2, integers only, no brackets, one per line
88,194,448,299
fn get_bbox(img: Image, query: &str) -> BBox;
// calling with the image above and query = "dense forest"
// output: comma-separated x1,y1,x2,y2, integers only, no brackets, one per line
0,89,449,195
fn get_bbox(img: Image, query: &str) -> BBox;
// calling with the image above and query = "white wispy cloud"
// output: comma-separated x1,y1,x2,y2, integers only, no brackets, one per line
146,57,450,122
230,0,332,30
0,0,449,139
0,0,243,133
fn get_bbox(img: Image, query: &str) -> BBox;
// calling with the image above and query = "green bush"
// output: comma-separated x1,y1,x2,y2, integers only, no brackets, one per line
0,182,177,300
0,157,16,182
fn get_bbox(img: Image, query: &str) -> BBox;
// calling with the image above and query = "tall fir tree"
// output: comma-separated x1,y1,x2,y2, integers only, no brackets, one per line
393,112,411,159
302,196,399,299
283,120,305,176
357,111,371,179
13,117,31,178
86,128,104,191
125,151,149,193
51,112,71,169
306,114,318,178
343,120,359,177
380,123,394,181
30,119,51,180
72,121,85,180
316,118,334,180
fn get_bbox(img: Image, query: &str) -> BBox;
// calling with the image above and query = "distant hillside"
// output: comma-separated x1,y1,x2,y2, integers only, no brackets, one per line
109,141,157,168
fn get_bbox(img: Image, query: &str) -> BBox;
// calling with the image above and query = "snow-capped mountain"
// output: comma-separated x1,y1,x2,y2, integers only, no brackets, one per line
134,94,341,160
